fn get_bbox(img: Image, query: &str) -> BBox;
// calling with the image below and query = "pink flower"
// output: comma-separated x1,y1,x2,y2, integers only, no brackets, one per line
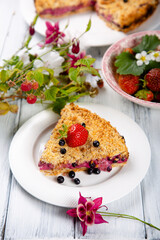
71,38,80,54
67,192,108,236
68,51,86,68
45,21,65,44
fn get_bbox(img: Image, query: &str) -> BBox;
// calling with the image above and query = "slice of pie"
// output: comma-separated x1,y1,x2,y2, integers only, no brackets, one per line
39,103,129,175
96,0,159,32
35,0,96,18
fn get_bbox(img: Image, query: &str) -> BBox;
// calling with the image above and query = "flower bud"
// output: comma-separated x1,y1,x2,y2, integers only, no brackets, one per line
71,38,80,54
29,25,35,36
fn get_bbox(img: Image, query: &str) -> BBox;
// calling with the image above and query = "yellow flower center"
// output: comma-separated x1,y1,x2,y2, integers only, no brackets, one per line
86,211,91,216
154,52,159,58
141,56,146,61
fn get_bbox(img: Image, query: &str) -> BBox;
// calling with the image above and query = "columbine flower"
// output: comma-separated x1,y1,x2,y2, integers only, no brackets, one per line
135,51,150,66
45,21,65,44
67,193,108,236
68,51,86,68
149,51,160,62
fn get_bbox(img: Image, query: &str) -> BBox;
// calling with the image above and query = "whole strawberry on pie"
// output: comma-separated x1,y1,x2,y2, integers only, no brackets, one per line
39,103,129,176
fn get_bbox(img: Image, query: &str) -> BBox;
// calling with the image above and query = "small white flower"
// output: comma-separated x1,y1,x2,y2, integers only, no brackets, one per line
135,51,150,66
150,51,160,62
17,48,30,66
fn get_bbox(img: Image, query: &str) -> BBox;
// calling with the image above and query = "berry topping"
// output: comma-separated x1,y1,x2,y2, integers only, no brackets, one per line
72,162,77,167
74,178,80,185
107,166,112,172
145,68,160,92
81,122,86,127
93,168,101,174
27,94,37,104
88,168,93,175
69,170,75,178
135,89,154,101
21,81,32,92
123,0,128,2
118,74,140,95
59,139,65,146
66,123,88,148
93,140,100,147
57,176,64,183
89,160,96,168
60,148,66,154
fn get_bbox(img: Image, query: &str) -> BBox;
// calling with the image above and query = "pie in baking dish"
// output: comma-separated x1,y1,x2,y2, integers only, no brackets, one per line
38,103,129,175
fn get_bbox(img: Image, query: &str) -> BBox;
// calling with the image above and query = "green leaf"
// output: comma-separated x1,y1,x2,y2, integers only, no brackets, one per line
69,68,79,83
144,60,160,73
0,70,9,82
43,68,59,85
0,83,9,92
78,66,100,77
115,52,145,76
58,124,68,138
75,58,96,67
15,60,24,70
44,86,59,101
33,71,44,86
0,102,10,115
85,19,91,32
3,56,19,66
133,35,160,53
52,98,68,114
68,92,89,102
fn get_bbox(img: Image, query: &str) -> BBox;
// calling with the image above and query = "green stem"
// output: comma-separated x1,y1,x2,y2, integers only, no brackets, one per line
97,212,160,232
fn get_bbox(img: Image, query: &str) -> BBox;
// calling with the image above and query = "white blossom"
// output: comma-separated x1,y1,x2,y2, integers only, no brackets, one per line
149,51,160,62
135,51,150,66
29,46,64,75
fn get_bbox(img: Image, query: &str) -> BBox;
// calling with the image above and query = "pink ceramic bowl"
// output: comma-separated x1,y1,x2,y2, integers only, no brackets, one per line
102,30,160,109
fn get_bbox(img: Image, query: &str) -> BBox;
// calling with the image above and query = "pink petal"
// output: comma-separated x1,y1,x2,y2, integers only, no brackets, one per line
45,21,54,31
77,204,86,221
85,200,94,211
86,212,95,226
78,192,87,205
94,213,108,224
81,221,88,236
93,197,103,210
66,208,77,217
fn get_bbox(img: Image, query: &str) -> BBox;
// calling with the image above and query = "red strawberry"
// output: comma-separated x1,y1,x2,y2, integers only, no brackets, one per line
155,92,160,102
135,89,154,101
66,123,88,147
118,74,140,95
145,68,160,92
124,48,134,55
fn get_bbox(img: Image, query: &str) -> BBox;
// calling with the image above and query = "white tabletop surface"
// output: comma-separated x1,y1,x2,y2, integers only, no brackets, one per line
0,0,160,239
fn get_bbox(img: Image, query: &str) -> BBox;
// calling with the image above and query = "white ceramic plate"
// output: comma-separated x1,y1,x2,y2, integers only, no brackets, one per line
9,103,151,208
20,0,160,47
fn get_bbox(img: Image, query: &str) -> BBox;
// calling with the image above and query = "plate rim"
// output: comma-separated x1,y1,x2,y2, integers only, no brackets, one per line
9,103,151,207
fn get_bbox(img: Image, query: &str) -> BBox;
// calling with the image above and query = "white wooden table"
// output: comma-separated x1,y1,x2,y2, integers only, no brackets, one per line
0,0,160,239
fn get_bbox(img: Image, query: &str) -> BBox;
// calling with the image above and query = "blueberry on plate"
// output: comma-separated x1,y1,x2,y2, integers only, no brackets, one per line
69,170,75,178
57,176,64,183
74,178,80,185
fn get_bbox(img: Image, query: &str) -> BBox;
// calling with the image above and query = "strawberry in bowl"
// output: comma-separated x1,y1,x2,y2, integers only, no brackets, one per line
102,31,160,108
